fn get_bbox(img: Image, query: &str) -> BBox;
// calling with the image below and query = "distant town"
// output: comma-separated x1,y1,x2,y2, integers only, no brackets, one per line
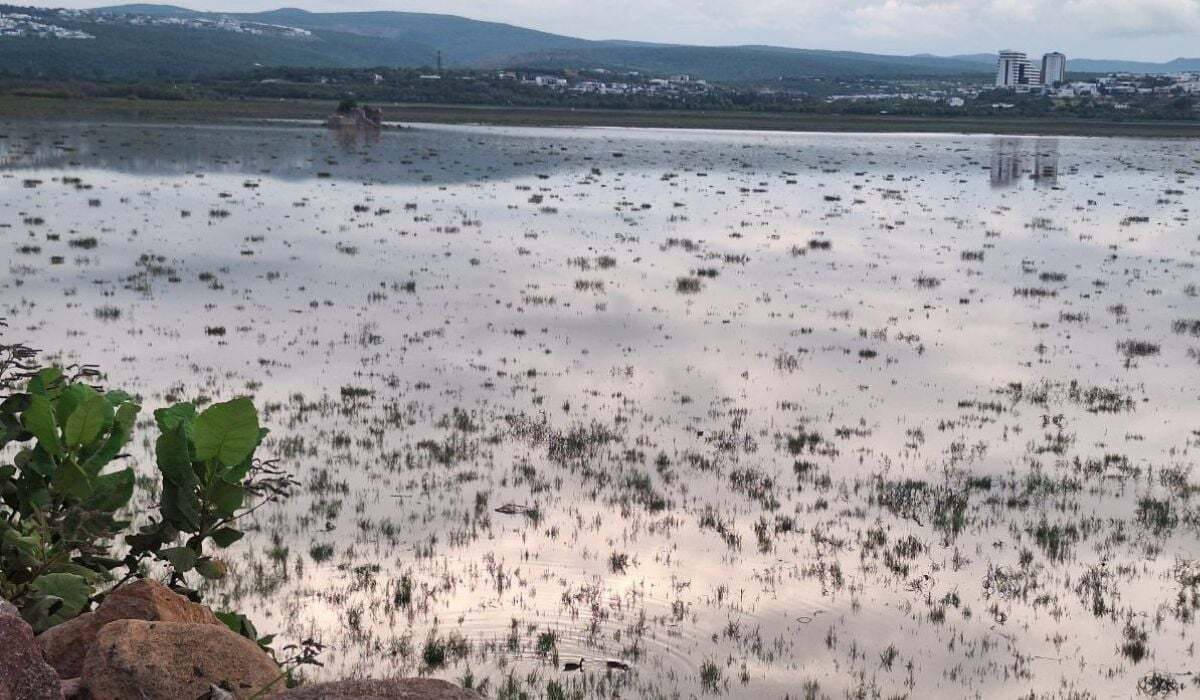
995,49,1200,97
814,49,1199,113
328,48,1200,113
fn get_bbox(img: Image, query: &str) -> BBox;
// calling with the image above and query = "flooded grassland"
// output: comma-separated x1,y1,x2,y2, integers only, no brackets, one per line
2,122,1200,699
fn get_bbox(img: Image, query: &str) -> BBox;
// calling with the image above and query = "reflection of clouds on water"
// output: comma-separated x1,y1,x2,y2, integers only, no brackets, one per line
989,138,1059,188
3,121,1199,698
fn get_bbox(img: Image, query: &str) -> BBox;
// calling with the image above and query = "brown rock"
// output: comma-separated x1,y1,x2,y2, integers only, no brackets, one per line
36,612,103,681
40,579,222,678
0,598,16,618
60,677,83,699
0,612,63,700
276,679,484,700
81,619,281,700
95,579,223,627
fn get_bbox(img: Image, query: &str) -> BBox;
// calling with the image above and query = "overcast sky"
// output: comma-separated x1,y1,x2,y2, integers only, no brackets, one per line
59,0,1200,61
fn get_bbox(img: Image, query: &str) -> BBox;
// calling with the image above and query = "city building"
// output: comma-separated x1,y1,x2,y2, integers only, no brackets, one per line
996,50,1040,90
1041,52,1067,86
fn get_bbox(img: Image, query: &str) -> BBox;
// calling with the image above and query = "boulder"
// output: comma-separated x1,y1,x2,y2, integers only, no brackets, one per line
276,679,484,699
36,612,102,681
94,579,223,628
0,612,63,700
40,579,222,678
0,597,16,618
60,677,83,699
81,619,281,700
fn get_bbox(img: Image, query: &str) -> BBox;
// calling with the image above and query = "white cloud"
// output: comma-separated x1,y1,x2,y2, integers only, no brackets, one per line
1063,0,1200,37
846,1,973,40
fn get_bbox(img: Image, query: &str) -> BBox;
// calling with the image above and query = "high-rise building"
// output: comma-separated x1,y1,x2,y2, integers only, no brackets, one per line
1041,52,1067,86
998,50,1036,88
996,50,1039,89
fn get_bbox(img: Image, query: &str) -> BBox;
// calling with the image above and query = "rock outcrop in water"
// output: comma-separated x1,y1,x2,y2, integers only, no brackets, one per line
1,584,478,699
326,100,383,129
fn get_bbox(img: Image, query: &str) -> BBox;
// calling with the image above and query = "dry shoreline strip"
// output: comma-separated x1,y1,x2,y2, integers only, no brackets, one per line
3,95,1200,138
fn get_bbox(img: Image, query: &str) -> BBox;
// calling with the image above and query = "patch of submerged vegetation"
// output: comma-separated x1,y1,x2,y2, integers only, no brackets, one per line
9,123,1200,699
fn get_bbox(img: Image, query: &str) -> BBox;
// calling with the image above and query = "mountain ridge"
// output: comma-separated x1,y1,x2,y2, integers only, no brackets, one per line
4,4,1195,81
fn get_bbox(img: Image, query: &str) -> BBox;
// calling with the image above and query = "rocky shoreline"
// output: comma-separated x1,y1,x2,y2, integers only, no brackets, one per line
0,581,479,700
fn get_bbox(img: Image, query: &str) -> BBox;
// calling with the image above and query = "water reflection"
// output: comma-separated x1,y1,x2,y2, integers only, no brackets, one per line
989,138,1059,187
2,122,1198,699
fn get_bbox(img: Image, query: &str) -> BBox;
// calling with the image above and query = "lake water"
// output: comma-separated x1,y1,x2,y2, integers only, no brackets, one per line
2,121,1199,699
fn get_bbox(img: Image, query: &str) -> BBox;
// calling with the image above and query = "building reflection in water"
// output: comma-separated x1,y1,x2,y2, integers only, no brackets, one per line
989,139,1059,187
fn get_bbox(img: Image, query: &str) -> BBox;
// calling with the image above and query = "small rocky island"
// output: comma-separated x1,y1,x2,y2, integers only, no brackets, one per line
325,99,383,129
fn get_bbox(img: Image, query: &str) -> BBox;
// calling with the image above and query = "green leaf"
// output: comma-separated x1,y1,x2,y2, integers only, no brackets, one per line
159,546,199,573
81,402,140,475
193,398,260,467
156,426,197,487
1,398,30,449
126,523,173,555
54,459,92,500
43,562,106,582
195,558,227,580
160,483,201,533
113,401,139,433
28,367,64,399
21,394,61,457
87,467,134,511
18,483,50,510
2,527,40,558
19,447,54,478
0,393,31,415
65,394,113,449
55,384,96,427
209,527,244,548
156,425,201,531
210,480,245,516
104,390,137,407
154,402,196,434
29,573,91,631
215,610,258,640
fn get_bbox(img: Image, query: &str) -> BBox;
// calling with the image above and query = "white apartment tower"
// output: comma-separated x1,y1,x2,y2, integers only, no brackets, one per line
1041,52,1067,86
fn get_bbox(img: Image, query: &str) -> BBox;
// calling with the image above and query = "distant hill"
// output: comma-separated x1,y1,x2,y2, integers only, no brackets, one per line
0,11,437,79
3,5,1194,81
91,3,193,14
1,3,992,80
493,45,991,81
235,8,595,65
945,53,997,65
1067,57,1200,74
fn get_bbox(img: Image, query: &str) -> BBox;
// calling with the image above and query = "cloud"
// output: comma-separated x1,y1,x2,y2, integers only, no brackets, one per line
846,1,973,39
1063,0,1200,37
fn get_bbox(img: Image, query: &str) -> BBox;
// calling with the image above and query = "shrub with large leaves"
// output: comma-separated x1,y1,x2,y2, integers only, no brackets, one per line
125,398,267,582
0,367,140,630
1,359,283,633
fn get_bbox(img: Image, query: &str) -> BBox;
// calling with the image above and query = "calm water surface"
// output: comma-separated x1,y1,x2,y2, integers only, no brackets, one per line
2,122,1199,699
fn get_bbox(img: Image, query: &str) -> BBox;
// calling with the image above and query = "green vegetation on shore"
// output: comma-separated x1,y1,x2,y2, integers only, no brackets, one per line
3,95,1200,137
0,323,288,648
